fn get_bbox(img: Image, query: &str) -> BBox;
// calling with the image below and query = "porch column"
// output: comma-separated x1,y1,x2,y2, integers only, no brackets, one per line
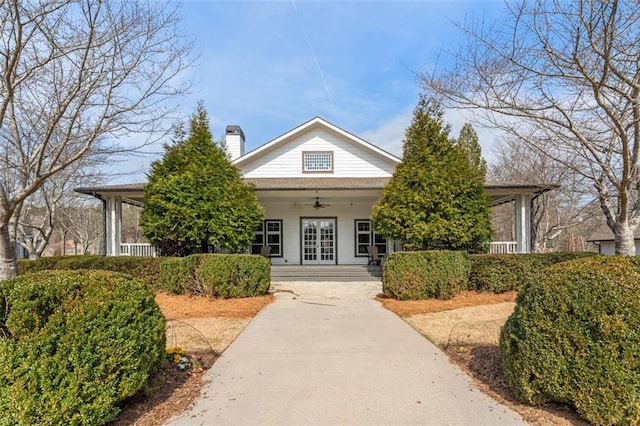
105,195,122,256
514,194,532,253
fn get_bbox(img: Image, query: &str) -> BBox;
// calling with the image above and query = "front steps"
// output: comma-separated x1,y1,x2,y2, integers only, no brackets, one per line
270,265,382,282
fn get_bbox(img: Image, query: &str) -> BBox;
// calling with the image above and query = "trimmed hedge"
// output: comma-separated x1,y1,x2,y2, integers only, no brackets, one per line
0,270,166,425
19,255,166,289
500,256,640,426
159,256,198,295
382,250,470,300
468,252,600,293
159,254,270,298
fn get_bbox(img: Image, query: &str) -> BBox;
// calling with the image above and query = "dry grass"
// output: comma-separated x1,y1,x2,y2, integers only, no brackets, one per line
165,317,252,354
381,291,588,426
404,302,516,347
111,292,273,426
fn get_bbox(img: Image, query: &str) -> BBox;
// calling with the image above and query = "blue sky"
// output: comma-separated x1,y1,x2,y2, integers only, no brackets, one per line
118,0,506,182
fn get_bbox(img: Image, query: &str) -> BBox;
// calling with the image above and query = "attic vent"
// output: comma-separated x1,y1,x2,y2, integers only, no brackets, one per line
303,151,333,173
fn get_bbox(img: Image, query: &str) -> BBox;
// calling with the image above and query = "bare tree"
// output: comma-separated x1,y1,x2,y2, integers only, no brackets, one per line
0,0,193,278
489,136,601,251
58,197,103,256
12,162,103,258
122,204,145,244
422,0,640,255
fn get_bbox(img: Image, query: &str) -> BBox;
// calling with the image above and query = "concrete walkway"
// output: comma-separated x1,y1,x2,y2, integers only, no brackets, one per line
167,282,527,425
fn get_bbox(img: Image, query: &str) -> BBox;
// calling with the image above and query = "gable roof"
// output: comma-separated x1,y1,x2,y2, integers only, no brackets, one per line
232,116,400,168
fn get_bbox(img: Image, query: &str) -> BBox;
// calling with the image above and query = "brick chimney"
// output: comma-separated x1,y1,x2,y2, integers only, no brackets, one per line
225,125,245,160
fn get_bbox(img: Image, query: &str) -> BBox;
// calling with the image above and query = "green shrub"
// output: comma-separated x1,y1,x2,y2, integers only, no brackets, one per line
468,252,600,293
159,255,200,294
19,255,166,289
194,254,270,298
0,270,166,425
157,254,270,298
382,251,470,300
500,256,640,426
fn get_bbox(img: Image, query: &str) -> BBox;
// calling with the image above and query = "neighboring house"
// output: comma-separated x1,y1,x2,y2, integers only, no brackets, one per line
587,225,640,255
76,117,555,262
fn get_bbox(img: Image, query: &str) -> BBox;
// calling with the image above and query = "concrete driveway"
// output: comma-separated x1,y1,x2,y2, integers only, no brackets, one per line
166,281,527,425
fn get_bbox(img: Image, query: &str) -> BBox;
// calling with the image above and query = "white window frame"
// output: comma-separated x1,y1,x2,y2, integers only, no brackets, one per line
354,219,387,257
252,220,283,257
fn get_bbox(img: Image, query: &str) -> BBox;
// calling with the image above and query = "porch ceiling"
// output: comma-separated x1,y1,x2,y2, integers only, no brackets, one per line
256,189,382,204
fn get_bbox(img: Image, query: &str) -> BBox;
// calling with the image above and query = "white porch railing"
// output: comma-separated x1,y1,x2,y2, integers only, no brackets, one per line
119,241,519,257
120,243,157,257
490,241,518,254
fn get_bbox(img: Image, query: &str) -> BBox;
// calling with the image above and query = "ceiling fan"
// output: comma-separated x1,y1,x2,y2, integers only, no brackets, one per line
310,197,330,209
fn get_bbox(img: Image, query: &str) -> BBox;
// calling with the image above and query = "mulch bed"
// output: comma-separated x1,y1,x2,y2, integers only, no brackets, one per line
376,290,517,316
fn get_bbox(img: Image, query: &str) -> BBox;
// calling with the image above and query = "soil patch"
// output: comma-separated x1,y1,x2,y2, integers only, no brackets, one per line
382,292,587,426
110,292,273,426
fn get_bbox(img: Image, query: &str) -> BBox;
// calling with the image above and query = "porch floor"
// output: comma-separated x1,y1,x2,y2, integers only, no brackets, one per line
270,265,381,282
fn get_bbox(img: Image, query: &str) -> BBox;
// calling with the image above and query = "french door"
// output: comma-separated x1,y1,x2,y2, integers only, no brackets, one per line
301,218,336,265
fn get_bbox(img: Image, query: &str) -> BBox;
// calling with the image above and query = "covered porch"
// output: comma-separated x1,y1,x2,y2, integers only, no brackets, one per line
75,180,556,259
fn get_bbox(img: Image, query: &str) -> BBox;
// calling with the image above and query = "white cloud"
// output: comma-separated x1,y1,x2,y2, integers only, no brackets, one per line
360,108,413,157
444,109,500,164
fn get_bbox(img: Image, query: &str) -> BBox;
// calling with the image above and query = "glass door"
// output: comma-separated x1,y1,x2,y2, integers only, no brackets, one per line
302,218,336,265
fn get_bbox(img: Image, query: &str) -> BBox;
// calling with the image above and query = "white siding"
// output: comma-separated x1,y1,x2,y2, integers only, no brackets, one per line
597,241,640,255
260,200,378,265
241,128,396,178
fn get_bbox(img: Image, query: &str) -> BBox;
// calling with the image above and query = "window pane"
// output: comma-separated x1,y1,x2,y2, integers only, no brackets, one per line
269,244,281,256
267,234,280,244
374,232,387,255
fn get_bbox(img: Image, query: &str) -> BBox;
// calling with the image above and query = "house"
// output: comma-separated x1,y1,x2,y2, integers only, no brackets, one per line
587,224,640,255
76,117,556,262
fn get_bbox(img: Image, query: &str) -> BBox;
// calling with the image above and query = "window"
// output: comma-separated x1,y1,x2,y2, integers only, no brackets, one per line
251,220,283,257
354,219,387,257
251,222,264,255
303,151,333,173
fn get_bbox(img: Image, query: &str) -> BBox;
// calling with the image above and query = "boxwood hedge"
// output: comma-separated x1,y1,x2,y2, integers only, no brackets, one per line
158,254,270,298
500,256,640,425
0,270,166,425
468,252,599,293
382,250,470,300
19,255,166,289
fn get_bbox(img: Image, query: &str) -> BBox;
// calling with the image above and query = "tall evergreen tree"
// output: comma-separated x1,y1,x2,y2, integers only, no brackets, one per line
455,123,487,178
141,103,263,256
372,97,492,252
